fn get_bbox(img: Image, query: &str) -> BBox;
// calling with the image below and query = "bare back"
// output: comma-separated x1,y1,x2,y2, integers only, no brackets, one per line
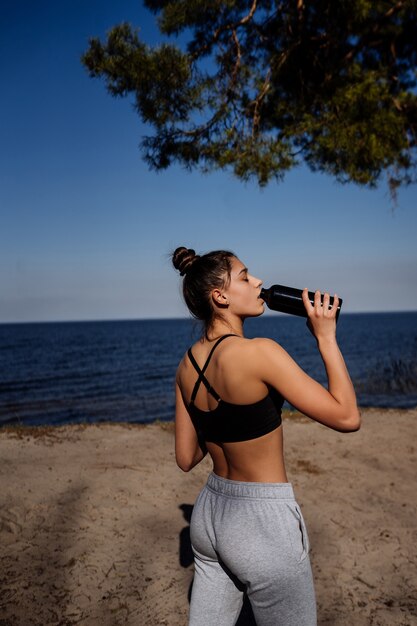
176,336,288,482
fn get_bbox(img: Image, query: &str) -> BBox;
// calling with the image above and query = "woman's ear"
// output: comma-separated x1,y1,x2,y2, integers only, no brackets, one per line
211,288,229,307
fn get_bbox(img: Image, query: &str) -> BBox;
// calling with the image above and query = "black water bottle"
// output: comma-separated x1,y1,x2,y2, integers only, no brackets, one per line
260,285,343,322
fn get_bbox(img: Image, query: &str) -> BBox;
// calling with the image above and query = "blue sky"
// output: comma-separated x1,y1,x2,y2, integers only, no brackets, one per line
1,0,417,323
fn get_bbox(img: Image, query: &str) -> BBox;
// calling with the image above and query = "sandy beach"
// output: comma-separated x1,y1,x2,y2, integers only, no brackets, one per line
1,408,416,626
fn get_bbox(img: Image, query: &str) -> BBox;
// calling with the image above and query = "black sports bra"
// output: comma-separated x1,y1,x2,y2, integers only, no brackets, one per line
187,334,283,443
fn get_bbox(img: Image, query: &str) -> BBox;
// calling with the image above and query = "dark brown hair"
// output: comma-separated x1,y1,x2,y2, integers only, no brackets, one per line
172,246,235,333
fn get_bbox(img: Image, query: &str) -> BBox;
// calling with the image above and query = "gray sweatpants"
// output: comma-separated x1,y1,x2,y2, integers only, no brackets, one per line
189,473,317,626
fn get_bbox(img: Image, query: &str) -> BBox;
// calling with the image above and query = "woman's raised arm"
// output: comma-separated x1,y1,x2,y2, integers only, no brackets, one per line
255,290,361,432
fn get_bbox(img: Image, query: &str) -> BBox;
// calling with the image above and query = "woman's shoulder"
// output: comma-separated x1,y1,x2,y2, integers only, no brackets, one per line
175,350,190,383
175,339,205,380
244,336,282,352
248,336,276,347
220,336,286,362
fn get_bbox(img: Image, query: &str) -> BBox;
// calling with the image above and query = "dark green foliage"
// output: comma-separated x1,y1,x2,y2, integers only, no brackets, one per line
82,1,417,190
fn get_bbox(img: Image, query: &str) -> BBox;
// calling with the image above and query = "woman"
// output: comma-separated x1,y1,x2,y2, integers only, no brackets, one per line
172,246,360,626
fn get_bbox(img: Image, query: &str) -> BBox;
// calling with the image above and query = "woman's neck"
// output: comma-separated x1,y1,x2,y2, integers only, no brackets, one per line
206,317,244,340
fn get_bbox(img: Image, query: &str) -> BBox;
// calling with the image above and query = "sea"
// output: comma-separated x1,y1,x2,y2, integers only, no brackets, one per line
1,312,416,427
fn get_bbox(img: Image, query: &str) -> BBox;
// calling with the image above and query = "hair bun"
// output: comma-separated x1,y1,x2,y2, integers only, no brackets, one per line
172,246,200,276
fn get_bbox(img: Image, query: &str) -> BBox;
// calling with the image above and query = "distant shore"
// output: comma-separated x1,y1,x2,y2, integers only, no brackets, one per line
1,408,416,625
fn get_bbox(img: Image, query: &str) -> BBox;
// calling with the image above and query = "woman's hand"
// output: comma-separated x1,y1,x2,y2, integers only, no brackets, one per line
302,288,339,342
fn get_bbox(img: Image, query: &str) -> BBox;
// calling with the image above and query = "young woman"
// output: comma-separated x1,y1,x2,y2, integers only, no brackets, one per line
172,246,360,626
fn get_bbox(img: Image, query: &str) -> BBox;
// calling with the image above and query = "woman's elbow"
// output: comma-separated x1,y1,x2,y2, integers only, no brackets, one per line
339,409,362,432
175,450,200,472
176,457,194,472
175,439,206,471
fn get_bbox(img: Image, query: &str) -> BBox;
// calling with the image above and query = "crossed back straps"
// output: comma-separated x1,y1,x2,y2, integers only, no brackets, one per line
187,334,237,404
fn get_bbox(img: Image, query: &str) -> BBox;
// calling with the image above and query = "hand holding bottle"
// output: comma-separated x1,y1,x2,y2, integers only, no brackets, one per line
302,289,339,342
260,284,342,321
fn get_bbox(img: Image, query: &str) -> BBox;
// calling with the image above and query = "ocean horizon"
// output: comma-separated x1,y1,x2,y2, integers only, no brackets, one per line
2,308,417,326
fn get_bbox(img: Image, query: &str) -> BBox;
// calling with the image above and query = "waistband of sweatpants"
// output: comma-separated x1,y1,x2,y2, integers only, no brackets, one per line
206,472,295,500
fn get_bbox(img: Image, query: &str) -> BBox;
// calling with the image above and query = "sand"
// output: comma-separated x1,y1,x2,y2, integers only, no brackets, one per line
0,408,416,626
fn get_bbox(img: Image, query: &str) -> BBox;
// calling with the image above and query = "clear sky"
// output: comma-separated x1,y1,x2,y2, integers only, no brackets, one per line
1,0,417,323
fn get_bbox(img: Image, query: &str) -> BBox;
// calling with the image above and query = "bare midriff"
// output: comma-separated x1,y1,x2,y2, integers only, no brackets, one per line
206,426,288,483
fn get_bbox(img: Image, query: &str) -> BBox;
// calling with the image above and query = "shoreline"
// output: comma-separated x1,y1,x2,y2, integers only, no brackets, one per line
1,408,416,625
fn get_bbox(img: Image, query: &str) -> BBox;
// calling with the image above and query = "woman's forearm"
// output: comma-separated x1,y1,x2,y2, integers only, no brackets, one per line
317,336,360,418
